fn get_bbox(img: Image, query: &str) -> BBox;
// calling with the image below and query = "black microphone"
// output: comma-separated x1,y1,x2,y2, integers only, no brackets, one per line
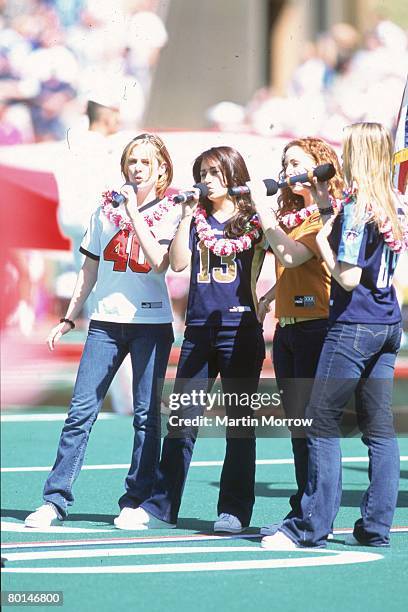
228,163,336,197
277,163,336,189
173,183,209,204
111,183,138,208
229,179,278,198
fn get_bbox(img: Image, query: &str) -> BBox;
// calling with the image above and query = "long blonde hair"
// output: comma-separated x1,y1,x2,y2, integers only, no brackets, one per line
342,122,403,240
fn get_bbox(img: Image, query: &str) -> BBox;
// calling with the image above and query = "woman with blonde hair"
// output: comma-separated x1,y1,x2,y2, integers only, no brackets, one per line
262,122,408,549
25,133,179,528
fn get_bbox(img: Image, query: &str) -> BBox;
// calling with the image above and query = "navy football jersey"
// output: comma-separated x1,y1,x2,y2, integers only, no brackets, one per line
186,216,266,326
328,203,403,324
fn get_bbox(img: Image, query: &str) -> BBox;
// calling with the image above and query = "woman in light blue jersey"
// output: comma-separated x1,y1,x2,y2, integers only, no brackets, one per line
261,122,408,549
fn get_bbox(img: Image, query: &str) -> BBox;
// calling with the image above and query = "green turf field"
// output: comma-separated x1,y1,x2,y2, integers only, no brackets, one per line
1,413,408,612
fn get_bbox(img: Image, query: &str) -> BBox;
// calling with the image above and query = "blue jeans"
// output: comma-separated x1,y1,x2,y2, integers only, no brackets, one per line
280,321,402,547
272,319,337,520
43,320,174,518
141,324,265,526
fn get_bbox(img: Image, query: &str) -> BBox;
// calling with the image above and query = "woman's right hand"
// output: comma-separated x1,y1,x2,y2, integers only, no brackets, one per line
181,187,200,218
310,176,330,209
47,321,72,351
257,296,272,324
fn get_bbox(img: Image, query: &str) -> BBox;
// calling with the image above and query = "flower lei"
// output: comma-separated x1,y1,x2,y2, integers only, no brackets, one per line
279,196,339,229
340,189,408,254
194,205,261,256
101,190,176,232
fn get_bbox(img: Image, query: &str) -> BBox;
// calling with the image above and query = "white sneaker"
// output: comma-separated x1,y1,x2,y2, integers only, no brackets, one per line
114,507,176,530
260,522,282,536
25,504,59,528
113,507,136,528
261,531,299,550
214,513,244,533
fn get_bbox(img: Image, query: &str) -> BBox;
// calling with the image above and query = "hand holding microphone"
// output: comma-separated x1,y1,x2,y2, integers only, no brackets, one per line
173,182,209,204
228,163,336,197
111,182,138,208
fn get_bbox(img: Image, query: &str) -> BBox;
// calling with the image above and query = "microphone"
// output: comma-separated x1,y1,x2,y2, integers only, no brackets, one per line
228,163,336,197
278,163,336,189
173,183,209,204
229,179,278,198
112,193,126,208
111,182,138,208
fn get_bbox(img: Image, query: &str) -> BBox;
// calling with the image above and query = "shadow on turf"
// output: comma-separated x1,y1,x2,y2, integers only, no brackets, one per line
1,509,116,523
0,509,237,533
208,482,408,507
345,466,408,480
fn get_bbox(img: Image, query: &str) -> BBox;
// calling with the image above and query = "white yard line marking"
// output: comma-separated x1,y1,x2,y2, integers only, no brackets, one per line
1,549,383,573
1,545,259,562
2,456,408,473
1,526,407,548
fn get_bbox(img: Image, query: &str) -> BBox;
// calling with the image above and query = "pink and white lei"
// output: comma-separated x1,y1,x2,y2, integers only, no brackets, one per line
279,191,408,253
280,196,339,229
101,190,176,232
194,205,262,256
341,189,408,254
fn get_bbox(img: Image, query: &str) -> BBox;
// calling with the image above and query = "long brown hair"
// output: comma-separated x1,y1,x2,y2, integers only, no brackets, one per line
277,137,343,220
192,146,255,239
120,133,173,199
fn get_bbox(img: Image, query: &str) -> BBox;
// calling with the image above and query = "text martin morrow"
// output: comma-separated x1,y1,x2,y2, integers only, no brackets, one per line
168,416,313,428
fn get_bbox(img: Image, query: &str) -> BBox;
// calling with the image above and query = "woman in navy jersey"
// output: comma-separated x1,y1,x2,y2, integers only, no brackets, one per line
116,146,267,532
25,133,179,528
262,122,408,549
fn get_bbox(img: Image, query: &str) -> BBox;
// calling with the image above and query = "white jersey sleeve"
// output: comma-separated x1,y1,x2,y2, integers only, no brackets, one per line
80,209,103,260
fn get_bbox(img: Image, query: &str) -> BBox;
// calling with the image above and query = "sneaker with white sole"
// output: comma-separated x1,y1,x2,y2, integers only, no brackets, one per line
113,507,137,528
260,522,282,536
25,504,59,528
214,513,244,533
261,531,299,550
114,507,176,530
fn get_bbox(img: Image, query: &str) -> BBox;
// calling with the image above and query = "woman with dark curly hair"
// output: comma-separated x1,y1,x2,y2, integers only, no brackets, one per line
114,145,268,532
252,137,344,536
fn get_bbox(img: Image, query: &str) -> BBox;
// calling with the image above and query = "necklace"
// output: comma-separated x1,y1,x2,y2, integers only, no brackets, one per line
101,190,176,232
280,196,339,229
341,189,408,254
193,205,261,256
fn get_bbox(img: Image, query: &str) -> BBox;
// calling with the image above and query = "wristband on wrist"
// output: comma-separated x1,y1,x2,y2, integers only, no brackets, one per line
318,206,334,215
60,317,75,329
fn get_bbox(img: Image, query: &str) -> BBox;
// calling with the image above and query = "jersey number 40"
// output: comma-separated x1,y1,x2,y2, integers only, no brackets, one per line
103,230,151,274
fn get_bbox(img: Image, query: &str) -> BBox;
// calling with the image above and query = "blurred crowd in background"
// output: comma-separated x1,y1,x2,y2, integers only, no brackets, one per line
235,18,407,142
1,0,407,144
0,0,168,143
0,0,407,349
